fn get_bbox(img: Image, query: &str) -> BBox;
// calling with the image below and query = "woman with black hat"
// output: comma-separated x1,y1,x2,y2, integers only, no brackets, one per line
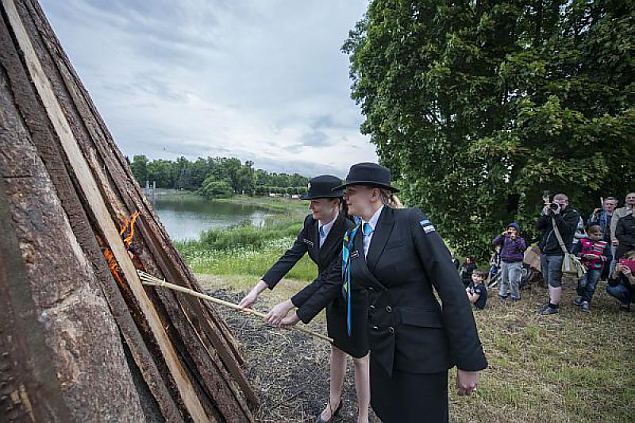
238,175,370,423
336,162,487,423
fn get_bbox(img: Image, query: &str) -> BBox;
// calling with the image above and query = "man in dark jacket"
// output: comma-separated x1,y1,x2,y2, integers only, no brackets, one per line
536,193,580,315
615,213,635,261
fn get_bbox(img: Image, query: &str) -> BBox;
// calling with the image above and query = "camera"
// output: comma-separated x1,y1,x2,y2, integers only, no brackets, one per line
548,203,560,211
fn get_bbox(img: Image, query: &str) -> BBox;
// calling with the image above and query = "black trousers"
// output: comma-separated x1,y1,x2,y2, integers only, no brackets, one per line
370,358,448,423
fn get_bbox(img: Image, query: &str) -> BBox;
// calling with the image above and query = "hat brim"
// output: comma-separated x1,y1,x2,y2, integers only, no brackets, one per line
332,181,399,193
300,191,344,200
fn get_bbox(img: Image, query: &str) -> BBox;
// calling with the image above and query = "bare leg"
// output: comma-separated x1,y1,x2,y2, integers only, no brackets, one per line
352,354,370,423
549,286,562,305
320,346,346,421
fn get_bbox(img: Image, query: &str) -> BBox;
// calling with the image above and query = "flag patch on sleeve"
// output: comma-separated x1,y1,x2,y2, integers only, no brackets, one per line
420,219,435,233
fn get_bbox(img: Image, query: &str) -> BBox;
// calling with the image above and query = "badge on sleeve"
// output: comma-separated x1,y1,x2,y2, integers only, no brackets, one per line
420,219,436,233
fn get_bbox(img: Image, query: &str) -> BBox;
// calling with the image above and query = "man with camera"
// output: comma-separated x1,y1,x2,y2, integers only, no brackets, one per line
536,193,581,315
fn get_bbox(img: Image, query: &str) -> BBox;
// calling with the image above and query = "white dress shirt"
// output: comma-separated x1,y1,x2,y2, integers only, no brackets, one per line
318,214,337,248
361,205,384,257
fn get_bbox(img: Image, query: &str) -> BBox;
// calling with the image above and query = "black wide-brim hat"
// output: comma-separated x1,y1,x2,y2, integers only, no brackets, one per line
300,175,345,200
333,162,399,192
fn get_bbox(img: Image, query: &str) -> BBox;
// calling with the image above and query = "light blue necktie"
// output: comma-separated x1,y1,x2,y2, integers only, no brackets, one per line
362,222,374,237
319,225,325,238
342,225,360,336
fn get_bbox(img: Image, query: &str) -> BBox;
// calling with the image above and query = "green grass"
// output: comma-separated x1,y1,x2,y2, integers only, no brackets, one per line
178,236,317,281
212,194,309,214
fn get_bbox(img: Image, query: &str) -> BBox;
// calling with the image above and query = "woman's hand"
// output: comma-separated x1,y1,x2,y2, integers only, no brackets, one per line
456,369,479,396
238,280,268,309
280,311,301,328
265,299,294,327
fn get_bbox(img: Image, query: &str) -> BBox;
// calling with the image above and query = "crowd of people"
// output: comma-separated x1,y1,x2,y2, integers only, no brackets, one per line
459,192,635,314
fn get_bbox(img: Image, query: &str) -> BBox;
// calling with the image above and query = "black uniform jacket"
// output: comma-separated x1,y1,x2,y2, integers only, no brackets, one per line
261,213,353,323
348,206,488,376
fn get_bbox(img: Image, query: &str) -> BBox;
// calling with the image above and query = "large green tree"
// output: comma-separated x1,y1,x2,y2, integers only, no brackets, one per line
130,155,148,185
344,0,634,258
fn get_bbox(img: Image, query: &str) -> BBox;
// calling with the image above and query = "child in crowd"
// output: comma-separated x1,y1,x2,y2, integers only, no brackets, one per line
466,269,489,310
492,223,527,301
488,245,502,287
460,256,477,288
606,251,635,312
572,224,611,312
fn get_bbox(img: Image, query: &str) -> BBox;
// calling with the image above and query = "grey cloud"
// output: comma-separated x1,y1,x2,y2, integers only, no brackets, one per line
40,0,376,175
299,130,334,147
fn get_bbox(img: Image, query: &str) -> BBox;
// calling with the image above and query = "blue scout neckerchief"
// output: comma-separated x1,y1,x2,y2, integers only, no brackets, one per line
342,224,360,336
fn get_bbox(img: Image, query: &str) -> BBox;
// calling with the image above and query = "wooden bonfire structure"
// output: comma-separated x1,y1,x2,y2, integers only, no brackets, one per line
0,0,258,421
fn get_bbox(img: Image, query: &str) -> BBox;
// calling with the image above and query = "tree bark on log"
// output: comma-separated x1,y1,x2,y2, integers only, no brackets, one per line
0,0,257,421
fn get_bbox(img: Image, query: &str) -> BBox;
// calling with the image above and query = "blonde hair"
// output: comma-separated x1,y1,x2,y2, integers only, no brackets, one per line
379,188,403,208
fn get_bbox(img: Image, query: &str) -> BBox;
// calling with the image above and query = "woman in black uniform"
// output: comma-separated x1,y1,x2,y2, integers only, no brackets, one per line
238,175,370,423
336,163,487,423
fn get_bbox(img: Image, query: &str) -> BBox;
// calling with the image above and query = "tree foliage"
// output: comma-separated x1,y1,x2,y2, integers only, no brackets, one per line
344,0,634,258
128,155,309,197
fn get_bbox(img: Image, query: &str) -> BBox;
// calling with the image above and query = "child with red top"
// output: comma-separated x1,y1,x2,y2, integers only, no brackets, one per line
572,224,612,312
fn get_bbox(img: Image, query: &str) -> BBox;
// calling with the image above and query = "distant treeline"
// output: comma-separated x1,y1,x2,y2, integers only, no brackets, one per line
128,155,308,198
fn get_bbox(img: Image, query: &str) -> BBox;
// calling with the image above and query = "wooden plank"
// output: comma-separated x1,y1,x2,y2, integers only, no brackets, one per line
1,1,210,421
0,176,72,423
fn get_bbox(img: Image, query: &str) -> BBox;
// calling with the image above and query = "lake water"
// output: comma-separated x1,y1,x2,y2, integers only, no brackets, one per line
153,194,271,241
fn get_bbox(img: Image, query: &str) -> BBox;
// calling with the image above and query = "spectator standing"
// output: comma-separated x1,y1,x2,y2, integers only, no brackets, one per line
492,223,527,301
536,193,581,315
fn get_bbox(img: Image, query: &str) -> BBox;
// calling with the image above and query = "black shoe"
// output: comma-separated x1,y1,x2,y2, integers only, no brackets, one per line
573,296,583,306
316,400,342,423
619,304,631,312
539,303,559,315
580,301,590,313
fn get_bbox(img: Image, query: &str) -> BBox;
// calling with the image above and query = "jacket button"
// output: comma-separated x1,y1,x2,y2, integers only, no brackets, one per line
372,326,379,331
386,306,392,312
368,287,374,291
388,327,395,334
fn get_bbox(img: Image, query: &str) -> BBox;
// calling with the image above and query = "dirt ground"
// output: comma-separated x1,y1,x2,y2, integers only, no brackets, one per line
210,289,379,422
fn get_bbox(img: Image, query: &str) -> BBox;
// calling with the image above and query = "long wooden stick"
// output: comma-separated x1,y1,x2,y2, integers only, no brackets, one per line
138,271,333,344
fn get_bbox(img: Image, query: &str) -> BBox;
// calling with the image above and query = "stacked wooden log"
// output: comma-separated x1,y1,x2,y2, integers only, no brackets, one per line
0,0,257,421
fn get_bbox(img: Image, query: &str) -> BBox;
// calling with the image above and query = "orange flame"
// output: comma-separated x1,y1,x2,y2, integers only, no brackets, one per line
104,248,126,287
103,211,141,286
120,211,141,249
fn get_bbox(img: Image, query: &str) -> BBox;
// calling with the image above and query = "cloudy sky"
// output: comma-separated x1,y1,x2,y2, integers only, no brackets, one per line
40,0,376,176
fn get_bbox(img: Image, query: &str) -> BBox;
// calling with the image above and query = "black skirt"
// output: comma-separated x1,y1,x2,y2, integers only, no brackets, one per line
326,288,369,358
370,358,449,423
